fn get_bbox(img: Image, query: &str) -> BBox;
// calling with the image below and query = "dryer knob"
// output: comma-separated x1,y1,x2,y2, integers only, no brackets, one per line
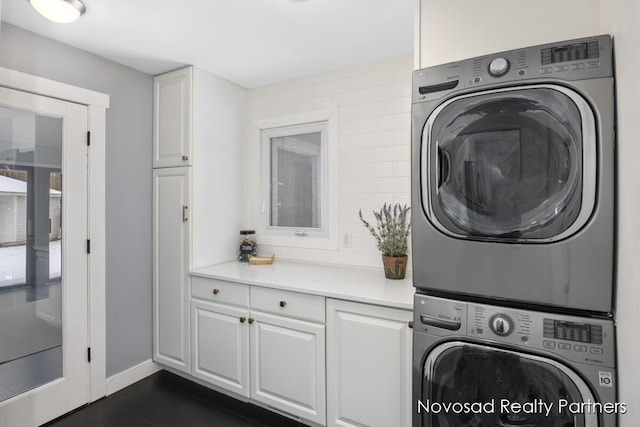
488,57,510,77
490,314,513,336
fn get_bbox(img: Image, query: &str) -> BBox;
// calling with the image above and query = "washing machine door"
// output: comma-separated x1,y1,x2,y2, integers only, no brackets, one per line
422,84,596,242
420,342,597,427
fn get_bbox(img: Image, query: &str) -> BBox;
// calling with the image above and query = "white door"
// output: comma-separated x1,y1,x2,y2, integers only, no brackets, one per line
0,87,89,426
152,167,190,373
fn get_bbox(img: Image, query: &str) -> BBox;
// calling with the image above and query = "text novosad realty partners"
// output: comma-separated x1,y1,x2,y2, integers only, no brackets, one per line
417,399,627,416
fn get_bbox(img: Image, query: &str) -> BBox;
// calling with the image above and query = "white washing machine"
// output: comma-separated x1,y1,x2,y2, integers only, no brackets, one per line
413,294,618,427
410,35,615,313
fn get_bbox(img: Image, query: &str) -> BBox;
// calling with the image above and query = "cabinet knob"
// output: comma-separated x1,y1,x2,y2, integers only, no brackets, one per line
408,320,414,329
212,289,220,295
182,154,189,161
248,318,255,324
279,300,287,308
240,317,246,323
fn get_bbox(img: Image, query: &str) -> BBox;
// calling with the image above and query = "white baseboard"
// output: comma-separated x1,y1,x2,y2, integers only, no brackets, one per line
105,359,162,396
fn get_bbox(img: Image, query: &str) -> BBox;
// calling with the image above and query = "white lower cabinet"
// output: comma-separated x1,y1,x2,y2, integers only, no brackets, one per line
191,278,326,425
250,311,326,425
191,299,250,397
326,299,413,427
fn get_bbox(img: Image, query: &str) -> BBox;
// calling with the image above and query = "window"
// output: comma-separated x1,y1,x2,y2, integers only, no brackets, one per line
262,122,328,236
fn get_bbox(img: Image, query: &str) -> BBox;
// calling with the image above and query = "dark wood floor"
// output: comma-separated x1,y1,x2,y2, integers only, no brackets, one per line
45,371,306,427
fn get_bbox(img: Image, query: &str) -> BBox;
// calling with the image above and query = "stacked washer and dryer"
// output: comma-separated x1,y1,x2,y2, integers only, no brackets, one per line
410,35,617,427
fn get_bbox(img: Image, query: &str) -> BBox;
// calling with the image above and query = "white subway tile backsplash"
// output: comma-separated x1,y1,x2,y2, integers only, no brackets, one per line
345,131,394,149
392,161,411,177
339,118,374,136
369,83,412,102
332,88,372,107
341,145,409,165
393,129,411,145
338,192,398,208
350,69,395,90
340,176,410,194
370,113,411,132
340,162,394,179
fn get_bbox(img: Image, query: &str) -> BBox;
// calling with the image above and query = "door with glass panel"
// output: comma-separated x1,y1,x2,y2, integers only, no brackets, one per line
0,87,89,426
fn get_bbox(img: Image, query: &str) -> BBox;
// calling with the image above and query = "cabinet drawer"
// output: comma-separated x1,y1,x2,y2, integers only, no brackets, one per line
251,286,325,323
191,276,249,307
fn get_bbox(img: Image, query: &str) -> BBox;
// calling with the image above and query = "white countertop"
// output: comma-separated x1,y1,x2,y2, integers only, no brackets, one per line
190,261,415,310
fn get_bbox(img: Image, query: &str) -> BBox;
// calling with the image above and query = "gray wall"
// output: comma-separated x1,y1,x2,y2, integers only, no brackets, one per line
0,22,153,377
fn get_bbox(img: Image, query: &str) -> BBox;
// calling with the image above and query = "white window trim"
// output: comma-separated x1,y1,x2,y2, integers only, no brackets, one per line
254,110,339,250
262,121,328,237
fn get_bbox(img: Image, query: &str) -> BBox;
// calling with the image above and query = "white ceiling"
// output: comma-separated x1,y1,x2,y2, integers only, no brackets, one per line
1,0,414,88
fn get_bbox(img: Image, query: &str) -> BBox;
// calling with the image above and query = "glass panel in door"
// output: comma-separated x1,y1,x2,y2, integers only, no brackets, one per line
427,87,589,241
0,106,63,401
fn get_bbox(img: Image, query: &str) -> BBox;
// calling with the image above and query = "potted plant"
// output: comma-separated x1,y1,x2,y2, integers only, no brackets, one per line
359,203,410,279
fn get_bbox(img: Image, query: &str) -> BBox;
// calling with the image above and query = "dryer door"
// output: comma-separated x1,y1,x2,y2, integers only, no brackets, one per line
419,341,597,427
422,84,596,242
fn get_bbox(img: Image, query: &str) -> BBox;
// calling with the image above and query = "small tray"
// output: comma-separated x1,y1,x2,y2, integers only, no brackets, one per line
248,254,275,265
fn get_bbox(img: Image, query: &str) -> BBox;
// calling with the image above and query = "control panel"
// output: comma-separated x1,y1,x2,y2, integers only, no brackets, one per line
412,35,612,104
413,294,615,368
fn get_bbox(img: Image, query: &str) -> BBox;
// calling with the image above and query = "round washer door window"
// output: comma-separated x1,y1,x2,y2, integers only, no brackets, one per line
422,85,596,242
421,342,597,427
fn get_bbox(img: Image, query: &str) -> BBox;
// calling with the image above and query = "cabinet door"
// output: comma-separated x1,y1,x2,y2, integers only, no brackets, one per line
250,311,326,425
153,167,191,372
153,67,192,168
192,300,250,397
326,299,412,427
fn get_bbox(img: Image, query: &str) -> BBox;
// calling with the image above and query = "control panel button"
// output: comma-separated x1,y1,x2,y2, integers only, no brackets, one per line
517,69,527,77
488,57,510,77
590,347,604,355
555,65,569,72
558,343,571,350
574,345,587,352
571,63,585,70
489,314,513,336
472,76,481,84
543,340,556,349
587,61,601,68
540,67,553,74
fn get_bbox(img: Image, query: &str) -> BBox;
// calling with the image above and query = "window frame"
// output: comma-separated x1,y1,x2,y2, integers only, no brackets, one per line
261,121,329,238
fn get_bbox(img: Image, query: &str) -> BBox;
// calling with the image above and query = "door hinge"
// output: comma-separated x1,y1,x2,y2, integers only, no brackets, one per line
87,239,91,254
87,347,91,363
87,131,91,146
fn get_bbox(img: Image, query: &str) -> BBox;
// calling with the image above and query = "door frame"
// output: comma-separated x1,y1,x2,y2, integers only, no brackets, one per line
0,66,109,402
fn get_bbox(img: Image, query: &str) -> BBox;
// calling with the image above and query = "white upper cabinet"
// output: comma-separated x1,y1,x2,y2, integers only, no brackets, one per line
153,67,193,168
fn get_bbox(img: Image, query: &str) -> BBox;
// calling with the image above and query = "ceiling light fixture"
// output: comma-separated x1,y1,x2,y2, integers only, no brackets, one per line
29,0,86,23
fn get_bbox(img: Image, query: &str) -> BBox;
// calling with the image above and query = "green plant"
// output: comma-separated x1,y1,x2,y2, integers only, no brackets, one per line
359,203,410,257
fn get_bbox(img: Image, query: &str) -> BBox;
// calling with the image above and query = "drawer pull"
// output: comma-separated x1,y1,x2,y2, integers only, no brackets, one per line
248,318,255,324
279,300,287,308
212,289,220,295
408,320,414,329
240,317,246,323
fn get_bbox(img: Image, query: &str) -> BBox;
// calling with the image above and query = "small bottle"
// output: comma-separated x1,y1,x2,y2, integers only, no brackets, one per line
238,230,257,262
